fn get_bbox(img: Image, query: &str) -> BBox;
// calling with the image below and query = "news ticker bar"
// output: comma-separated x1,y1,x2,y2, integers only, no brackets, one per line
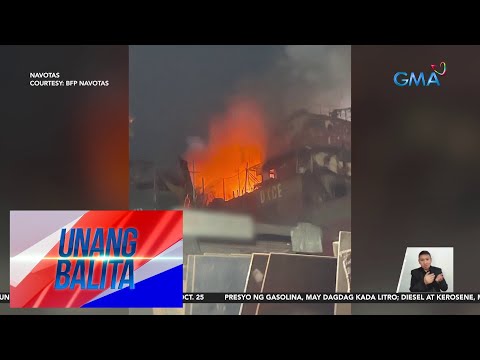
183,293,480,303
3,292,480,304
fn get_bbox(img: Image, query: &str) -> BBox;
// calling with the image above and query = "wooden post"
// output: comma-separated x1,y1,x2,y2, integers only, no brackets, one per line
223,178,226,200
245,162,248,193
192,160,196,201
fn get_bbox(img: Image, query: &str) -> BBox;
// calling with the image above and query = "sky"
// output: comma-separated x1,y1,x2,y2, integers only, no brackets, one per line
129,45,351,169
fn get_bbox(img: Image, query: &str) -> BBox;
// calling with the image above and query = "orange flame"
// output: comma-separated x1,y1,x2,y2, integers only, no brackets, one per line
184,98,268,204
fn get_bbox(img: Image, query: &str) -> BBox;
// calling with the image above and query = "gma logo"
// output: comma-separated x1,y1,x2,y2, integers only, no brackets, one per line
393,72,441,87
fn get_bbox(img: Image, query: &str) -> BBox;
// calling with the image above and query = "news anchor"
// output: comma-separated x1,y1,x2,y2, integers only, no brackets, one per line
410,250,448,292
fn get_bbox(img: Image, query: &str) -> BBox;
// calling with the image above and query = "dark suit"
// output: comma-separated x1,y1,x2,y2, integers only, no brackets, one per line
409,266,448,292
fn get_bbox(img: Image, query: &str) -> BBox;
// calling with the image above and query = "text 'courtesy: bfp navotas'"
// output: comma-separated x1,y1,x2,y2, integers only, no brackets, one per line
29,72,109,87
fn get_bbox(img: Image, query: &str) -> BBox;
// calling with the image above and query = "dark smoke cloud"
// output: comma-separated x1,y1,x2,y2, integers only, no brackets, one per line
221,45,351,158
130,45,351,167
281,45,351,112
234,45,351,123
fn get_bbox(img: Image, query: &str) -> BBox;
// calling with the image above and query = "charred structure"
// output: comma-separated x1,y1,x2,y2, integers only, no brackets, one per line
130,107,351,255
205,108,351,254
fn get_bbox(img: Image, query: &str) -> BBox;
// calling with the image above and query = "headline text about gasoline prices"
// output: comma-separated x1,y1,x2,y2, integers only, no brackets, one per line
222,293,480,302
183,292,480,303
29,72,109,87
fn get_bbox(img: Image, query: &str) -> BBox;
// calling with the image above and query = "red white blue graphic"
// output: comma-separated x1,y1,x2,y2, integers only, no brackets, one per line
10,210,183,308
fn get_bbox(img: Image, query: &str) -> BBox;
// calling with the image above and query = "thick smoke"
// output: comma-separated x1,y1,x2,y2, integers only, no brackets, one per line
235,45,351,122
280,45,351,114
184,45,351,174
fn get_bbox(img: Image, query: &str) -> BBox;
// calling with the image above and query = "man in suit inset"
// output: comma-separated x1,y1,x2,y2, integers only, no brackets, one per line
410,250,448,292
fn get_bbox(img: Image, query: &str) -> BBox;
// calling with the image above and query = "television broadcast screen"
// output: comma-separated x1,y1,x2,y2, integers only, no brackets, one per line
1,45,478,316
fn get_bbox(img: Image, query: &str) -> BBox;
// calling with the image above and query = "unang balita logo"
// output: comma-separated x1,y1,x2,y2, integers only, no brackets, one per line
394,62,447,87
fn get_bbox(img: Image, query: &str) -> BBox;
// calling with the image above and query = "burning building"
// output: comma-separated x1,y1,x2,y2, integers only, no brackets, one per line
130,105,351,255
182,107,352,315
187,107,351,255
